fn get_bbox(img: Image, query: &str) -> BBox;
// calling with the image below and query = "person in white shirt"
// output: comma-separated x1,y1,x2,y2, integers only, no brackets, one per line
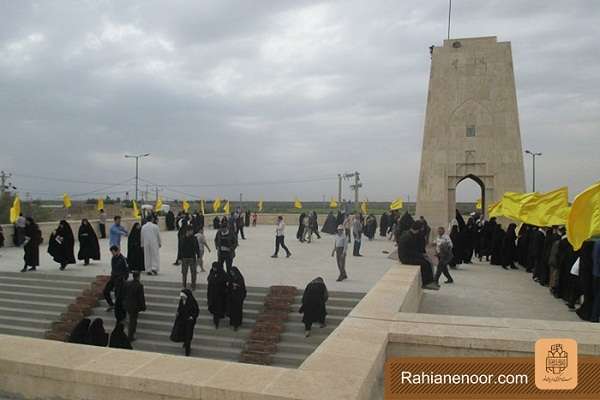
271,216,291,258
331,225,348,281
434,226,454,284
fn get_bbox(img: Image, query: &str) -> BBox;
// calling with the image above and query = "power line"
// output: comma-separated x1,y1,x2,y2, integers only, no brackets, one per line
11,173,133,186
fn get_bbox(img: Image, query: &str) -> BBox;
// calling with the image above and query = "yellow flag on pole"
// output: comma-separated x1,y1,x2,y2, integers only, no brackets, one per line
475,198,482,210
223,200,230,214
63,193,72,209
361,200,368,215
97,198,104,211
182,199,190,213
132,200,141,218
390,197,403,210
154,196,163,212
200,199,205,214
213,197,221,212
9,195,21,223
329,197,338,209
488,200,503,217
567,182,600,251
258,199,264,212
294,198,302,209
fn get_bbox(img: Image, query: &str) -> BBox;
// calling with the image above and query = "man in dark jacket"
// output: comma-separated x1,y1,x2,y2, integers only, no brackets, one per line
397,222,438,290
180,226,201,290
123,271,146,341
215,220,238,273
104,245,129,318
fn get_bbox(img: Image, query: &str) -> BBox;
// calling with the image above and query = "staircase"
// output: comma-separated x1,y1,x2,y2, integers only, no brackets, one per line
0,271,92,338
88,279,269,361
0,271,364,369
271,290,364,368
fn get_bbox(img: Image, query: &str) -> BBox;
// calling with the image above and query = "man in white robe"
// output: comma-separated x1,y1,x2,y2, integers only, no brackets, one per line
141,219,161,275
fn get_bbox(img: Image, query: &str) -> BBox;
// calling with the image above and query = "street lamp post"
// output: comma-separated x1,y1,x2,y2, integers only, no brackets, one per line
124,153,150,202
525,150,542,192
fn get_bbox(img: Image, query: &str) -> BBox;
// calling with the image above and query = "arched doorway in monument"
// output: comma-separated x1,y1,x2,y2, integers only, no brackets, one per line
449,174,486,222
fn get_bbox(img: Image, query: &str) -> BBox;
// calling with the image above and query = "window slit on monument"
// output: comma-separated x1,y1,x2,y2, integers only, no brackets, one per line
466,125,476,137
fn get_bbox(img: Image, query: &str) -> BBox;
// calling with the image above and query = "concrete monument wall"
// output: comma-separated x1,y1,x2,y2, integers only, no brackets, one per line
416,36,526,229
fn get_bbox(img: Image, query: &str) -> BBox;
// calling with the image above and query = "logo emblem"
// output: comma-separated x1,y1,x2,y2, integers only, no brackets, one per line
535,338,577,390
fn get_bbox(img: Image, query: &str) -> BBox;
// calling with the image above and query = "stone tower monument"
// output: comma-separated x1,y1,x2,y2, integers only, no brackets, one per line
416,36,526,229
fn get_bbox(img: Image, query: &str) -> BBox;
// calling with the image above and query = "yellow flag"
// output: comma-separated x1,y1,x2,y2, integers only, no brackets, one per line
475,198,482,210
518,187,570,227
494,192,537,221
9,195,21,224
200,199,205,214
97,198,104,211
390,197,403,210
154,196,163,212
258,199,264,212
223,200,230,214
63,193,72,209
294,198,302,209
567,182,600,251
132,200,141,218
329,197,338,209
213,197,221,212
488,200,503,217
361,200,368,214
182,199,190,212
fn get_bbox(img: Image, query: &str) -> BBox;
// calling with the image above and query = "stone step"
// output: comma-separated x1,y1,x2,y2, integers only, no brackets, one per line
0,298,68,313
277,341,318,356
0,323,46,339
0,283,83,297
283,321,336,335
0,271,94,283
0,276,90,290
134,278,270,294
99,319,247,349
88,309,257,326
143,286,266,302
292,295,362,308
141,296,265,311
125,337,241,361
270,351,307,368
0,306,59,321
0,315,51,330
140,300,261,315
297,289,365,300
0,289,74,304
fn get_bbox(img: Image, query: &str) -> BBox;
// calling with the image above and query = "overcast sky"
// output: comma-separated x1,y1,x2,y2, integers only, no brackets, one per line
1,0,599,202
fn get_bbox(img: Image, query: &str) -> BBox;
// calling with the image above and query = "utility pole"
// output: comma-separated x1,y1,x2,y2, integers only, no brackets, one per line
124,153,150,202
342,171,362,211
337,174,342,203
155,186,159,201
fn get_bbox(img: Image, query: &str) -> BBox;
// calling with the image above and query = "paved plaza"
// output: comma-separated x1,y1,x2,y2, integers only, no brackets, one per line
0,225,396,293
0,223,586,323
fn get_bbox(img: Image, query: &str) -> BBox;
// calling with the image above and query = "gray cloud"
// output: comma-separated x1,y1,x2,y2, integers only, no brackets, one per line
1,0,599,203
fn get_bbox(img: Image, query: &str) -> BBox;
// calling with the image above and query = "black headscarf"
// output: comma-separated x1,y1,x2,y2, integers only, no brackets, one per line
109,322,133,349
87,318,108,347
69,318,91,344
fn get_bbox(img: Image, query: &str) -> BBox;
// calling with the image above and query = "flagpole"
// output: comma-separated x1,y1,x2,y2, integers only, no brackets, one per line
447,0,452,39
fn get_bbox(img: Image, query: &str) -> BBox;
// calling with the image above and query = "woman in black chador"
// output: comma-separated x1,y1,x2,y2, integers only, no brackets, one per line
165,210,176,230
48,220,76,270
77,219,100,266
207,262,228,328
501,223,518,270
321,211,337,235
296,212,306,241
87,318,108,347
127,222,145,272
227,266,246,331
21,217,42,272
299,277,328,337
170,289,199,356
109,322,133,349
68,318,91,344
